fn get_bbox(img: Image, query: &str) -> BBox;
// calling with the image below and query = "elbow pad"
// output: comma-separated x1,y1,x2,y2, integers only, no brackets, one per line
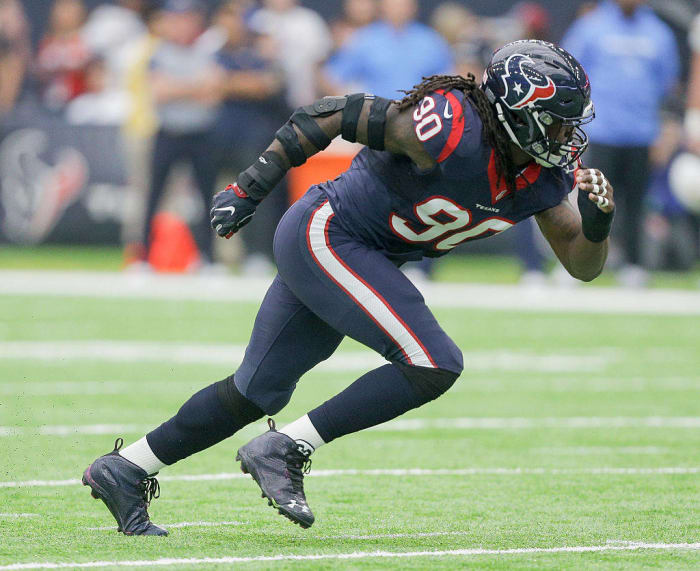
276,95,351,166
274,93,394,167
339,93,392,150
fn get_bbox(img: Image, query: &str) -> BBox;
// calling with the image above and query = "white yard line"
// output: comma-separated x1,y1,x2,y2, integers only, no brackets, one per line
1,269,700,315
0,342,383,371
1,542,700,569
2,467,699,489
88,521,244,531
87,528,470,539
315,531,471,541
0,425,146,437
4,416,700,438
0,341,618,373
457,376,700,394
0,382,138,396
531,446,669,455
370,416,700,430
0,513,39,518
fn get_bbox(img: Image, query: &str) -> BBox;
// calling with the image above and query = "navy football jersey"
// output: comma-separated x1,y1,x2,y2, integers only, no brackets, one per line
319,89,576,261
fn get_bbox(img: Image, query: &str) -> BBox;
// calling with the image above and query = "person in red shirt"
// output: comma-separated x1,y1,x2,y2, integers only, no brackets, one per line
35,0,91,110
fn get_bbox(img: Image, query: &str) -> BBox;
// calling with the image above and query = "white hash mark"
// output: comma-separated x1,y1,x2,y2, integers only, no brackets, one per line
1,542,700,569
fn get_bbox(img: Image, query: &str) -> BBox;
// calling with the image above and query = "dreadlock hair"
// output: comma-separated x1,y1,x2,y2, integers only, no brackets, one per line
398,73,518,193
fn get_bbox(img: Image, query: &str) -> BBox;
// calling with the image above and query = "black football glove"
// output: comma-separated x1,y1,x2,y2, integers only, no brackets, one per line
210,183,260,239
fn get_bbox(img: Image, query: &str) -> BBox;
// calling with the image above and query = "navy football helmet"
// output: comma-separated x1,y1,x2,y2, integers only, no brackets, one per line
482,39,594,170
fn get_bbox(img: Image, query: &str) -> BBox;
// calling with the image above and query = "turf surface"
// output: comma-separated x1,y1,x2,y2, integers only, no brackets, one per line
1,287,699,569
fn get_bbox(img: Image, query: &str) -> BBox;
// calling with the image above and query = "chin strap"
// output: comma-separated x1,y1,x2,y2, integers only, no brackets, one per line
494,102,522,149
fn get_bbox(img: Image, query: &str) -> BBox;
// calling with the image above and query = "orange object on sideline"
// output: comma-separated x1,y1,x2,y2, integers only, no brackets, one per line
147,212,199,273
288,152,355,203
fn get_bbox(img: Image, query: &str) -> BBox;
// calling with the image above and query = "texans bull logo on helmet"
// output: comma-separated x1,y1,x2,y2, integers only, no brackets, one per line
501,54,557,110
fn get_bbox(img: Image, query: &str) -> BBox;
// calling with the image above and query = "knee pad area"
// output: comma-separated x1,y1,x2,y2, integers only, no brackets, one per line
215,375,266,423
395,363,460,402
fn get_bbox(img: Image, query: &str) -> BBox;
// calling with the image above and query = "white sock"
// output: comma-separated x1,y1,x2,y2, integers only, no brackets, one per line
120,437,167,475
279,414,326,456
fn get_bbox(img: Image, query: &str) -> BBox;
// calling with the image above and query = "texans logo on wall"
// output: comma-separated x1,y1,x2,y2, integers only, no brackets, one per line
0,129,88,244
0,118,127,244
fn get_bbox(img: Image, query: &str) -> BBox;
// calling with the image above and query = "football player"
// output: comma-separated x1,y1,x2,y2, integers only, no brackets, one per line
82,40,614,534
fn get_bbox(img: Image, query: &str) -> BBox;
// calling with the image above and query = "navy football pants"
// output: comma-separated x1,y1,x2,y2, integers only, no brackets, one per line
234,187,463,415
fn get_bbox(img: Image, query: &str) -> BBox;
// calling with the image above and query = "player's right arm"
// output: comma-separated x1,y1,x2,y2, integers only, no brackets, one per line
535,168,615,282
266,98,437,170
211,94,434,238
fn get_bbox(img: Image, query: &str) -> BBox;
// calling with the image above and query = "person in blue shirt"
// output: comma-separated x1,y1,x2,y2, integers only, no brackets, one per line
562,0,679,286
323,0,454,100
324,0,454,279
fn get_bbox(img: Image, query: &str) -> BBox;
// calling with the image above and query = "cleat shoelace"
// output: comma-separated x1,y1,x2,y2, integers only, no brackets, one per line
266,418,311,498
141,477,161,506
285,449,312,494
113,436,161,507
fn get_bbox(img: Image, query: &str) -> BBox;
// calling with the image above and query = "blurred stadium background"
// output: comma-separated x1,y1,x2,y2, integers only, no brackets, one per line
1,0,699,285
2,0,700,568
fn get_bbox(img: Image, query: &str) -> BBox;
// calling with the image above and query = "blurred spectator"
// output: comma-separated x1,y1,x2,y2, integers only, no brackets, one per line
249,0,332,108
509,2,551,41
685,13,700,155
323,0,453,99
563,0,680,287
134,0,223,271
323,0,453,282
121,7,163,253
430,3,488,79
434,2,551,84
212,0,287,275
480,2,550,49
658,12,700,282
430,2,468,48
0,0,30,117
65,56,127,125
35,0,91,111
81,0,147,91
214,1,283,108
318,0,378,95
642,117,697,271
330,0,378,50
575,2,599,19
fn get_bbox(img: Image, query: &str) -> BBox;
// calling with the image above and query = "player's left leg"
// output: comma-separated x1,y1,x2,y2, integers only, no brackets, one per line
236,197,464,527
82,273,344,535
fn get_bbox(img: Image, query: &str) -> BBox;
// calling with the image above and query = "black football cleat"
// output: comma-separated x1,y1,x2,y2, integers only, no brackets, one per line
82,438,168,536
236,419,315,528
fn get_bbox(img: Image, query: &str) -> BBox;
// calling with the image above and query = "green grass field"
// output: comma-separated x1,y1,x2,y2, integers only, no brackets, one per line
1,264,700,568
